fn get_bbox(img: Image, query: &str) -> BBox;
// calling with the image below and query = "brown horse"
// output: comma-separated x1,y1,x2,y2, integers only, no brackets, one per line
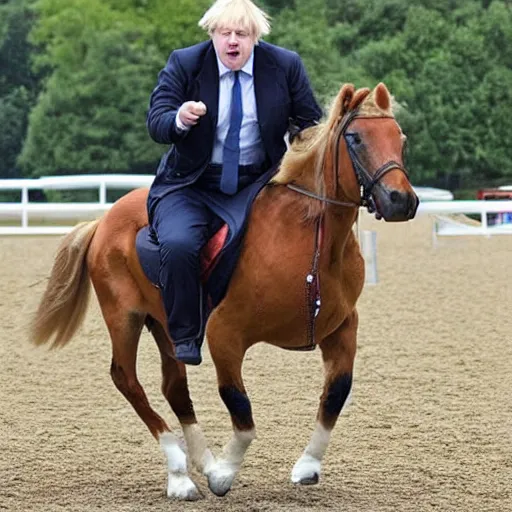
30,83,418,500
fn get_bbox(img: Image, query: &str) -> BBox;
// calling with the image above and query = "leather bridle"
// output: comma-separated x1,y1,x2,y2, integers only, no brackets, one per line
287,109,409,213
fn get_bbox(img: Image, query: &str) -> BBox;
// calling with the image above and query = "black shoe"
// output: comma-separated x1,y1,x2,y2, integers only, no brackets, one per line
174,339,202,366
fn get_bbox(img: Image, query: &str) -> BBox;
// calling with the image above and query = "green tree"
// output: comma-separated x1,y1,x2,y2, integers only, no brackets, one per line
19,0,209,177
333,1,512,186
0,87,30,178
268,0,347,103
12,0,512,190
0,0,39,179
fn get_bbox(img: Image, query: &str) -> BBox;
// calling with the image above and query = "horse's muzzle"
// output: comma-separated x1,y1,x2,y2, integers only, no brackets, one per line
373,185,419,222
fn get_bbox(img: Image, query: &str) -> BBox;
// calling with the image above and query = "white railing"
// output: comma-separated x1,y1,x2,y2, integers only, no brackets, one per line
418,200,512,245
1,176,512,238
0,175,154,235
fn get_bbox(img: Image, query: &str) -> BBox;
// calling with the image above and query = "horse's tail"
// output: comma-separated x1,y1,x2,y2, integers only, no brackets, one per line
30,219,100,349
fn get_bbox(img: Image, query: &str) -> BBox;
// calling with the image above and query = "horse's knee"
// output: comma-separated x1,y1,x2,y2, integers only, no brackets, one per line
219,386,254,431
322,373,352,428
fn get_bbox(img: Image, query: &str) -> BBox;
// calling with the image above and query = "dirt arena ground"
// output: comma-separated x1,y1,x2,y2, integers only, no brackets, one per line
1,214,511,512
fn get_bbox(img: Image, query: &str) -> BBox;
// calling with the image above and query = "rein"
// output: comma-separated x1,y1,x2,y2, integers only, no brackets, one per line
285,184,358,208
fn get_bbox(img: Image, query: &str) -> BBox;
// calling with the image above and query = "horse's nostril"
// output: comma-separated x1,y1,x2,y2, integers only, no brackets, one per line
390,191,400,203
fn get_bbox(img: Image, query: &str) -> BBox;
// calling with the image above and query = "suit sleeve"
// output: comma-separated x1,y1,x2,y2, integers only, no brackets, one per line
146,51,188,145
288,54,323,130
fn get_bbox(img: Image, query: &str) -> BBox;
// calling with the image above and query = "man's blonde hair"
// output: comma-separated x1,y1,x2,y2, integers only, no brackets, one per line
198,0,271,41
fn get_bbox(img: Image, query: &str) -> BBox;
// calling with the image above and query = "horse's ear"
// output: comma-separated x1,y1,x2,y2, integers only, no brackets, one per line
340,84,355,115
374,82,391,111
349,88,371,111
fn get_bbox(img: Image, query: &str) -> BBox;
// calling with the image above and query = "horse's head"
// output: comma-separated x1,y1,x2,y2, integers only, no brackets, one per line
273,82,418,221
331,83,418,221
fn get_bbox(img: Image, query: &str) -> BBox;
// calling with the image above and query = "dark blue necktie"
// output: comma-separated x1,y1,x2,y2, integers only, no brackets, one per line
220,71,242,195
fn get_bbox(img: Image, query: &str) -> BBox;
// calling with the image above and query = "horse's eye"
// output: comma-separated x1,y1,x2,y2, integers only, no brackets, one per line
347,133,362,145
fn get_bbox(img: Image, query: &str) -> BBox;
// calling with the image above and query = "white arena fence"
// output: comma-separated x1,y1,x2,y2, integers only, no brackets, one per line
419,200,512,245
0,175,154,235
0,176,511,241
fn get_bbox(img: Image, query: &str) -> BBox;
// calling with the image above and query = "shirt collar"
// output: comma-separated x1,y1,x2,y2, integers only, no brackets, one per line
216,50,254,78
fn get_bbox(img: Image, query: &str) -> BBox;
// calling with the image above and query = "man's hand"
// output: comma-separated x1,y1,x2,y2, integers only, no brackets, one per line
178,101,207,127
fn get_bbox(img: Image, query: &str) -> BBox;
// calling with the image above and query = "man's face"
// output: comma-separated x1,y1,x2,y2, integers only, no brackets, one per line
211,26,256,70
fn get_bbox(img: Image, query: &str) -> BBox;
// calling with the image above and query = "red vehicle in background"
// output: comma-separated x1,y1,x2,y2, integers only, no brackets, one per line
477,187,512,225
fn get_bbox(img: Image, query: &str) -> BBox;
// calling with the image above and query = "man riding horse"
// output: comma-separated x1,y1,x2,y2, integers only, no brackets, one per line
30,0,418,501
146,0,322,365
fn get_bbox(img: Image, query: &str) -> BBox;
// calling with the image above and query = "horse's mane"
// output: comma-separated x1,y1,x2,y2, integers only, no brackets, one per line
272,83,396,218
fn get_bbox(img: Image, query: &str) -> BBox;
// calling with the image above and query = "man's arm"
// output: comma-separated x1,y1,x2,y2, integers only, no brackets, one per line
146,51,189,145
288,53,323,131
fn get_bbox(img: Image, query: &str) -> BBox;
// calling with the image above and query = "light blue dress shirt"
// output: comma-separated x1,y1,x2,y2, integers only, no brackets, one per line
176,51,266,166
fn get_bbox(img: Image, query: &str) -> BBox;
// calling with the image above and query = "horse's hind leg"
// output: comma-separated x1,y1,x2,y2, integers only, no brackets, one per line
100,301,201,501
147,318,216,477
292,311,357,485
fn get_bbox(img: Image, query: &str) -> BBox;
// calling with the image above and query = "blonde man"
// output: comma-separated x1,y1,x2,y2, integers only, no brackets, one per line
146,0,322,365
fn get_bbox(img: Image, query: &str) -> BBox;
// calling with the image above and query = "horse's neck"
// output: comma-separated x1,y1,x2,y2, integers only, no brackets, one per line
322,209,360,266
257,183,359,265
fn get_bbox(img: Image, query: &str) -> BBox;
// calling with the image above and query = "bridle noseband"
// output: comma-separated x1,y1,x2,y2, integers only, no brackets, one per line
287,109,409,213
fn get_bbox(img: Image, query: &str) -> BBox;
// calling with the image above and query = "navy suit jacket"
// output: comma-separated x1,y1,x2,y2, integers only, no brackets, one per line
146,40,322,219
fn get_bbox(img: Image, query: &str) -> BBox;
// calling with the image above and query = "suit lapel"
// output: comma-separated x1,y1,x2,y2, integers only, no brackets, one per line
195,43,220,131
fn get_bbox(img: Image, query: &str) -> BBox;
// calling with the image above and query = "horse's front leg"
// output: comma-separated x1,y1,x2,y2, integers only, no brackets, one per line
206,321,255,497
292,310,357,485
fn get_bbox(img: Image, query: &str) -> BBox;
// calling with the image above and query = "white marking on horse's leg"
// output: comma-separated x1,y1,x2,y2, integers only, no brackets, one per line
159,432,201,500
182,423,216,475
207,427,256,497
291,422,331,485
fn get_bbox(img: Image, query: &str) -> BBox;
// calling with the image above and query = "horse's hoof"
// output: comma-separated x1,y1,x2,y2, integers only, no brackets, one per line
207,466,237,497
291,454,321,485
294,473,319,485
183,488,202,501
207,473,233,497
166,474,202,501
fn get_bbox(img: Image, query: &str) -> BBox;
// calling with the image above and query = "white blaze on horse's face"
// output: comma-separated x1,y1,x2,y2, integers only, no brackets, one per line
211,26,256,71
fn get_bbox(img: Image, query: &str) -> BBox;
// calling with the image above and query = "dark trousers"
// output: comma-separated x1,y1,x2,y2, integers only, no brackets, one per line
151,187,222,344
150,163,265,345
